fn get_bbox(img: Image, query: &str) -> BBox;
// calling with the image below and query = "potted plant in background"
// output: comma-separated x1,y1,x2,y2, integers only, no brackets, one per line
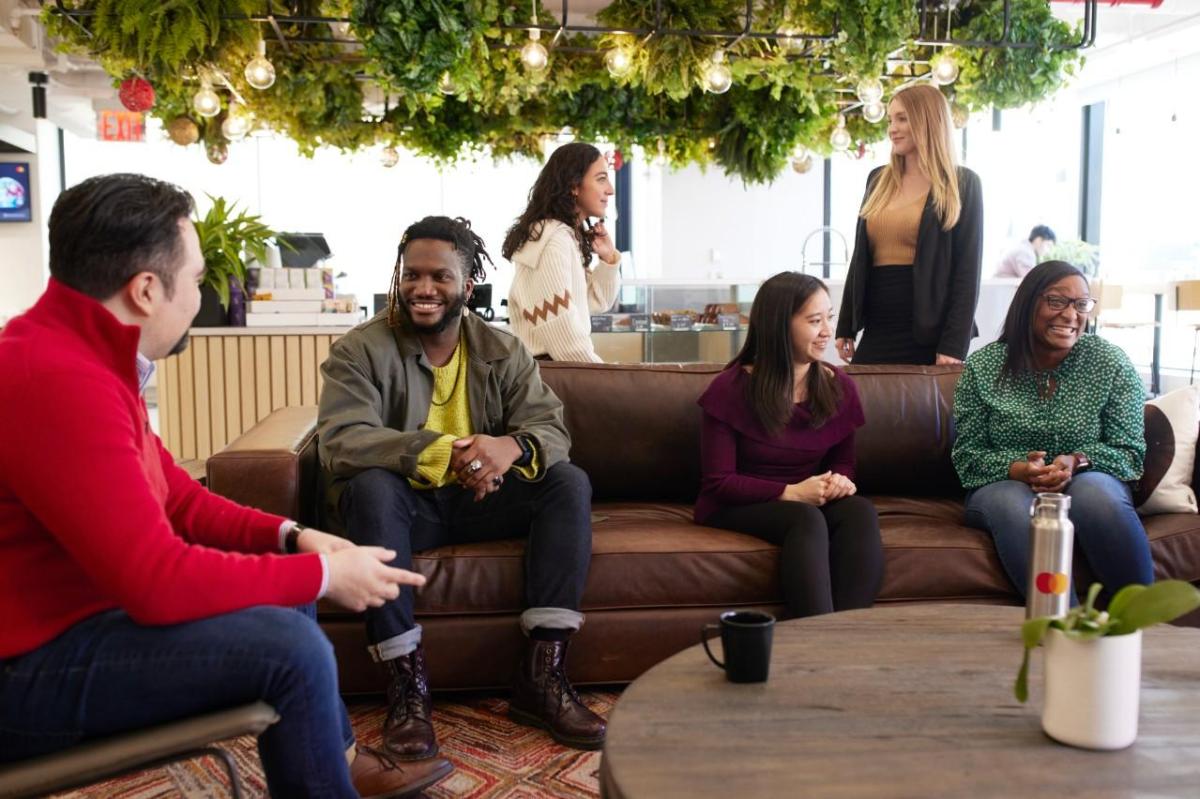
1041,238,1100,277
1015,580,1200,750
192,195,282,326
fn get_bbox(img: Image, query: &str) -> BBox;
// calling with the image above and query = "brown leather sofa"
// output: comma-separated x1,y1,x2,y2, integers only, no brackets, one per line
206,363,1200,694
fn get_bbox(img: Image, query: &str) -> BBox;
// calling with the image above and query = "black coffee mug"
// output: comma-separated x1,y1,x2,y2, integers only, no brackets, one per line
701,610,775,683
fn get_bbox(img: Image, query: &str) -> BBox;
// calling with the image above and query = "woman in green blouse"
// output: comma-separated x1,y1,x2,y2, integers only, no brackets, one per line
952,261,1153,600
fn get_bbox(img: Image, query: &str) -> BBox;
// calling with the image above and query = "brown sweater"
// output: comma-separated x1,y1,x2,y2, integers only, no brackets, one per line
866,192,927,266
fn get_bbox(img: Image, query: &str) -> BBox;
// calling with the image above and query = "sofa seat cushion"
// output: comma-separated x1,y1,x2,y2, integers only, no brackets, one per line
1143,513,1200,583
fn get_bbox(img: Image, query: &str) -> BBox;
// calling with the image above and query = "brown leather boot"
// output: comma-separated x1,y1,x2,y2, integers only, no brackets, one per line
381,646,438,760
508,638,607,750
351,745,453,798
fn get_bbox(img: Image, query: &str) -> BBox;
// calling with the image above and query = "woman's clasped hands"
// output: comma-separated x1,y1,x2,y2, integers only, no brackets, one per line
780,471,857,506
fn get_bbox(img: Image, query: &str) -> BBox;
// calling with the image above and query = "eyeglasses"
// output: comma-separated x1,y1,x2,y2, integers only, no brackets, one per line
1042,294,1097,314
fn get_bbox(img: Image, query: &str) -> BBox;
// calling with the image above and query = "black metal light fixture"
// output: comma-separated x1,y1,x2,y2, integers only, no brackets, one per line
29,72,48,119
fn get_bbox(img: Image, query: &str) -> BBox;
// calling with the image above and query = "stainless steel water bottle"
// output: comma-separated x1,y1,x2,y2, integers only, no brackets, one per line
1027,493,1073,619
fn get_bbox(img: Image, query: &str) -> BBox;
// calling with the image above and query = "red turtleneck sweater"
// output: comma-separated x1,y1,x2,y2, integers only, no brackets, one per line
0,279,323,659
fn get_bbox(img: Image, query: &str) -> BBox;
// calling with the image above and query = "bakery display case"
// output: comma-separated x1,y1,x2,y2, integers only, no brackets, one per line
590,281,759,363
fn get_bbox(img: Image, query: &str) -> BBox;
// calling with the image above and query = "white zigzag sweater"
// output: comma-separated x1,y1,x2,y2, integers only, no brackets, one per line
507,219,621,363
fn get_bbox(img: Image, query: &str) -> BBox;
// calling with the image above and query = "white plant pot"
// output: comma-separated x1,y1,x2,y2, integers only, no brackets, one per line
1041,628,1142,750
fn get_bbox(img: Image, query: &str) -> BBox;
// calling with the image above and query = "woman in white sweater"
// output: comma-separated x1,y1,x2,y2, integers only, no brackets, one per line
503,142,621,362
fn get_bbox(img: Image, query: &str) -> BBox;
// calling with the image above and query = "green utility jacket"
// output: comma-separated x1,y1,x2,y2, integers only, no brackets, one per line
317,310,570,528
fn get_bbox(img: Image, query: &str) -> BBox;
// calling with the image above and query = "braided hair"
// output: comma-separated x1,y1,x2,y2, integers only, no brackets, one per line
387,215,493,329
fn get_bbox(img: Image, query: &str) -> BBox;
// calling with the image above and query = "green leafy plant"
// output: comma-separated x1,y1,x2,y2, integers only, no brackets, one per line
193,195,281,309
1015,580,1200,703
43,0,1086,183
1042,239,1100,277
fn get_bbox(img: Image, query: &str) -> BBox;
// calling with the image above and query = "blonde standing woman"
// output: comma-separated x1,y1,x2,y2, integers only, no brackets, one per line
504,142,621,363
835,83,984,365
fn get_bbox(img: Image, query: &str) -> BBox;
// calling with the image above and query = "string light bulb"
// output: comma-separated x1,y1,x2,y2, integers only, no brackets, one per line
930,51,959,86
221,101,251,138
862,101,886,124
605,46,633,78
192,76,221,118
438,72,458,96
855,77,883,105
791,148,814,174
380,146,399,168
702,50,732,94
521,30,549,72
830,114,852,151
777,27,803,54
245,39,276,90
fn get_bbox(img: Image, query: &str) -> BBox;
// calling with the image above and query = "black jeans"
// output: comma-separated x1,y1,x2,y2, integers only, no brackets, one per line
340,462,592,653
708,496,884,618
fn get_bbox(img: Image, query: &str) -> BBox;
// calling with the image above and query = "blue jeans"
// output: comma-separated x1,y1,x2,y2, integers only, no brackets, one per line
964,471,1154,600
0,604,357,798
340,461,592,660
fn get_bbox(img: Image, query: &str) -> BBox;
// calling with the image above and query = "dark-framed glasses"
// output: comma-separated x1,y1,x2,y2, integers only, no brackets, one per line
1042,294,1097,313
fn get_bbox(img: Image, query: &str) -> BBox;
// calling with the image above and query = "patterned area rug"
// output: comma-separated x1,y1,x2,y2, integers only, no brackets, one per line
49,691,620,798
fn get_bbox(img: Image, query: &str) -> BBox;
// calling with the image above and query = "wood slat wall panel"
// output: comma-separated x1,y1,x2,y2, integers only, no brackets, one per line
155,331,346,461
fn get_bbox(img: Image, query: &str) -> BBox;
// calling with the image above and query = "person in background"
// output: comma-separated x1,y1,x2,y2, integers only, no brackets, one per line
0,173,451,798
318,215,606,763
504,142,621,362
952,260,1153,602
995,224,1057,278
836,83,984,366
696,271,883,619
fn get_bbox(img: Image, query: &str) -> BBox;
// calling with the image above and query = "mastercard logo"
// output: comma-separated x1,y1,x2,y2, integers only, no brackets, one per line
1035,571,1069,595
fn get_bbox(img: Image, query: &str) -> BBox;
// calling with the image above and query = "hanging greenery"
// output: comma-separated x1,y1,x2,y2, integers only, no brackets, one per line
43,0,1085,183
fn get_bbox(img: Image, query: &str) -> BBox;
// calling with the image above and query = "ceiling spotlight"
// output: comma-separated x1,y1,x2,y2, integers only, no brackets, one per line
856,77,884,105
245,39,276,91
930,51,959,86
192,76,221,118
438,72,458,96
521,30,549,72
830,114,852,151
221,101,251,138
862,101,886,124
605,46,633,78
380,146,399,168
702,50,732,95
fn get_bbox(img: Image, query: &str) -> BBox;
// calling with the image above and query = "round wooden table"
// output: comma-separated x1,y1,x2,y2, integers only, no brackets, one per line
600,605,1200,798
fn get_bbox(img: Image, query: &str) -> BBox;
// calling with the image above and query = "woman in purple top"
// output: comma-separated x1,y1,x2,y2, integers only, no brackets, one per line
697,272,883,618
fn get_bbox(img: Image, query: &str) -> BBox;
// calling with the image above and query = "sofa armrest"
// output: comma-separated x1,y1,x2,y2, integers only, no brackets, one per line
206,406,320,523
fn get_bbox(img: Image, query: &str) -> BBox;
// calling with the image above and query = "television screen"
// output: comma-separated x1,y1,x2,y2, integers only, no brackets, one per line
0,162,32,223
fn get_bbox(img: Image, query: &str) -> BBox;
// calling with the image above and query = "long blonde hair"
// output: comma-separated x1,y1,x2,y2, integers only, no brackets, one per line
859,84,961,231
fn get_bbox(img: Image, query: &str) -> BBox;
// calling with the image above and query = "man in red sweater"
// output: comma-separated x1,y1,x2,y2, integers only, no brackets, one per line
0,173,452,798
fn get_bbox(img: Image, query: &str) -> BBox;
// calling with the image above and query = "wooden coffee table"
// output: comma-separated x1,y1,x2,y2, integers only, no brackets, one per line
600,605,1200,798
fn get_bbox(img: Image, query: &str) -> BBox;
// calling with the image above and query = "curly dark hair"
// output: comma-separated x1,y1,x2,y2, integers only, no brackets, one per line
501,141,603,264
387,215,493,329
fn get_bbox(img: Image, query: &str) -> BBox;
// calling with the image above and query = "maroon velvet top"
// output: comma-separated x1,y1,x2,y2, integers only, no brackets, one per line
694,365,866,524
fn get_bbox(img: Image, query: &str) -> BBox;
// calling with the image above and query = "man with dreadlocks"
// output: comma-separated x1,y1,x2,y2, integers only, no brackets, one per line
317,216,605,760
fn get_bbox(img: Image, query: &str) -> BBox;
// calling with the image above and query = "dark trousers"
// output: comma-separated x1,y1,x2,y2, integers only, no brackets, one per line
0,605,358,798
339,462,593,647
708,496,884,618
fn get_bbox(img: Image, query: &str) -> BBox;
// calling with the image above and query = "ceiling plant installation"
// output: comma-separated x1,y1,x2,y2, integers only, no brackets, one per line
43,0,1091,183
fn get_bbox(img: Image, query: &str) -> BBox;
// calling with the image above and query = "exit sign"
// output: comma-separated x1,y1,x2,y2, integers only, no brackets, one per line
97,110,145,142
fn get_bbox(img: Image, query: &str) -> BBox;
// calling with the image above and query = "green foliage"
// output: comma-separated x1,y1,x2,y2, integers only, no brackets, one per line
193,195,281,309
43,0,1084,183
1013,580,1200,703
1042,239,1100,277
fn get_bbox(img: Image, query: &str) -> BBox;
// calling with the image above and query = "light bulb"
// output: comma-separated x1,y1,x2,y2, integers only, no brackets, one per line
777,27,803,54
380,146,399,168
862,101,886,124
521,31,548,72
791,150,814,174
702,50,732,94
653,138,667,167
245,40,276,90
856,77,883,105
605,47,632,78
931,52,959,86
951,102,969,129
438,72,458,96
221,102,251,139
192,79,221,118
830,115,851,151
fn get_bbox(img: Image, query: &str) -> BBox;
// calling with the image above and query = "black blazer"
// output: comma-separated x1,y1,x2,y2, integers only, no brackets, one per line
836,165,984,360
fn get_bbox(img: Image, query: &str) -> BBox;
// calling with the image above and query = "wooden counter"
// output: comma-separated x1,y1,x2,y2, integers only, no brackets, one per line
155,327,352,461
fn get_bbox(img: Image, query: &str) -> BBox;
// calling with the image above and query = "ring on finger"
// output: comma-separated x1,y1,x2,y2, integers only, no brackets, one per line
468,458,483,473
491,475,504,487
